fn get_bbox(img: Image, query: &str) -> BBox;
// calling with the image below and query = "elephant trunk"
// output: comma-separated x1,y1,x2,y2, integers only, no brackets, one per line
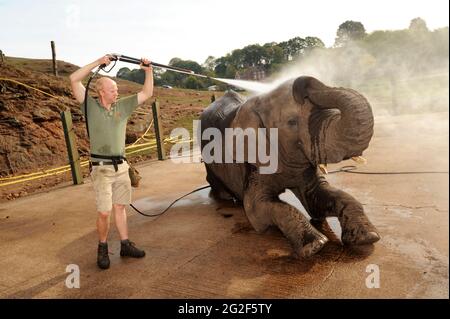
293,76,374,163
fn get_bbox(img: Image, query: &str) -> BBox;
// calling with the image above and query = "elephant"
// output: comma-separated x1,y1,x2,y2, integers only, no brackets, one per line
199,76,380,258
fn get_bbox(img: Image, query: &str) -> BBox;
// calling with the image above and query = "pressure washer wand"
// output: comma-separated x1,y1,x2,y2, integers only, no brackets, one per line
109,53,210,79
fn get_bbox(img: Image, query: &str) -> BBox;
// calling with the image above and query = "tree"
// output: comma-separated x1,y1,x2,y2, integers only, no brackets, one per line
183,76,201,89
202,56,216,72
170,59,203,74
214,56,229,78
278,40,290,61
169,57,183,66
129,69,145,84
409,17,429,33
335,21,367,47
161,58,205,88
241,44,265,67
304,37,325,50
225,65,237,79
117,67,130,79
116,67,145,84
262,43,284,65
287,37,307,59
230,49,244,69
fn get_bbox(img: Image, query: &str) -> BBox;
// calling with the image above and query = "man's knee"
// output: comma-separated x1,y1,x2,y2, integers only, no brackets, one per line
113,203,126,211
98,211,111,219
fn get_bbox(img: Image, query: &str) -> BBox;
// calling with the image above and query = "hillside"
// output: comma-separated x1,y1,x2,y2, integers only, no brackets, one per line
0,57,220,201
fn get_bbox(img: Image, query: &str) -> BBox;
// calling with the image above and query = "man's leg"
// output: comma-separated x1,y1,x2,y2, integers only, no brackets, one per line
97,210,111,243
96,210,111,269
116,204,145,258
113,204,128,240
112,164,145,258
91,167,114,270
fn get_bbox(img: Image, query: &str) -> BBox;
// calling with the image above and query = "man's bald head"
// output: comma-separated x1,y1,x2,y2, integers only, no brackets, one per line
95,77,117,94
95,77,119,106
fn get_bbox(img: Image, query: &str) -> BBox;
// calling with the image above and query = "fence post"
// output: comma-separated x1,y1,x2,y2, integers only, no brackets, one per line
0,50,4,64
61,110,83,184
151,100,166,160
51,41,58,76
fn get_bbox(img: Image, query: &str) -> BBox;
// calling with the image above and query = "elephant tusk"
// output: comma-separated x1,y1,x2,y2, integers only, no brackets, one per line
319,164,328,175
352,156,367,164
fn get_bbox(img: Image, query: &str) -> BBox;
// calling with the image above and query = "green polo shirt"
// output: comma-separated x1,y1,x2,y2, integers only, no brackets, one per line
80,94,139,160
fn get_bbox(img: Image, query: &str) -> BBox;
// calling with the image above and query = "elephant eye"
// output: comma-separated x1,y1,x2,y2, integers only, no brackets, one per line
287,118,298,126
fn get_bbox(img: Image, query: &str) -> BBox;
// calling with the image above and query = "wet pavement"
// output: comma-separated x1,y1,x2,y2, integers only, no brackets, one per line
0,112,448,298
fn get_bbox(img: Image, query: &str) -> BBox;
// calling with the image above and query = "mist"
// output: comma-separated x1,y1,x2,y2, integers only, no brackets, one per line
262,26,449,117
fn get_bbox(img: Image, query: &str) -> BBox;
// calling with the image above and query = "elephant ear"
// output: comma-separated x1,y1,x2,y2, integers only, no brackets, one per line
229,98,279,174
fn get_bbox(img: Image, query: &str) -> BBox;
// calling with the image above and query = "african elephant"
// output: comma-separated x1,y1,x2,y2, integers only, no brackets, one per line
199,76,380,258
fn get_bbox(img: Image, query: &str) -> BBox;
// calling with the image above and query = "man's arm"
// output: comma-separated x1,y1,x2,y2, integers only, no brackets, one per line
69,55,112,104
137,58,154,105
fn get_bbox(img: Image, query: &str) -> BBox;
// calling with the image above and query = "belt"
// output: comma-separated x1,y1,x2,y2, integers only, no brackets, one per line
91,160,125,166
90,154,127,172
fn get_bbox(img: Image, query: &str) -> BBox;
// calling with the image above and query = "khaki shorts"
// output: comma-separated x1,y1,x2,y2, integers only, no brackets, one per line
90,162,131,212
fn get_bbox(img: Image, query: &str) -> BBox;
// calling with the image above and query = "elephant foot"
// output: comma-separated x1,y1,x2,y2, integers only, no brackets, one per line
341,221,380,245
295,230,329,259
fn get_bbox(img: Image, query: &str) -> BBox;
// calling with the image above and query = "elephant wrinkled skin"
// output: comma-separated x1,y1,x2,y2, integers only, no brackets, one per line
199,76,380,258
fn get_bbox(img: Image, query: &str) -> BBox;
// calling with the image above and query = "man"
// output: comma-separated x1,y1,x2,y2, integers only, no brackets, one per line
70,55,153,270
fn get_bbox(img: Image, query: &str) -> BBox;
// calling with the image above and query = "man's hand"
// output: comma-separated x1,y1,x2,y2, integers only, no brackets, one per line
140,58,153,73
97,55,113,67
70,54,113,104
137,57,154,105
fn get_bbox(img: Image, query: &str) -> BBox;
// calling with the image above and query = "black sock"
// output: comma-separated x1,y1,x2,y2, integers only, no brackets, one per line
121,239,130,245
99,241,107,246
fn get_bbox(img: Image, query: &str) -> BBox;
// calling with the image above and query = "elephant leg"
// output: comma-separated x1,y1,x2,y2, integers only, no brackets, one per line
244,176,328,258
205,165,235,201
292,167,380,246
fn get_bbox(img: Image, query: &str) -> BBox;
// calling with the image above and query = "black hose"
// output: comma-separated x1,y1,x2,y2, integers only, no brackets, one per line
129,185,211,217
328,165,449,175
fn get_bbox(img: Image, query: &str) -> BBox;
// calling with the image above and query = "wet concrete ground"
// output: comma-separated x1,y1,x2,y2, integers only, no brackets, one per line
0,112,448,298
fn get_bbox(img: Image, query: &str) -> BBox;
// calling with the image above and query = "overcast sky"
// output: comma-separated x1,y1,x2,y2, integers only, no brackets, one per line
0,0,448,68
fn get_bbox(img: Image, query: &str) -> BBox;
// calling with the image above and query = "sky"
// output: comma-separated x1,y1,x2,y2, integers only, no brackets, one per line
0,0,448,69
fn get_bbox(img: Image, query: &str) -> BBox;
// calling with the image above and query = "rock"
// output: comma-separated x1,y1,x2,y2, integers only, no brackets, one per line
32,109,58,122
20,141,32,148
126,132,140,144
0,100,7,111
5,117,23,128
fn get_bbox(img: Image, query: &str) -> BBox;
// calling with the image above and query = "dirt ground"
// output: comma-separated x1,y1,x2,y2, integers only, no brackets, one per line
0,111,448,298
